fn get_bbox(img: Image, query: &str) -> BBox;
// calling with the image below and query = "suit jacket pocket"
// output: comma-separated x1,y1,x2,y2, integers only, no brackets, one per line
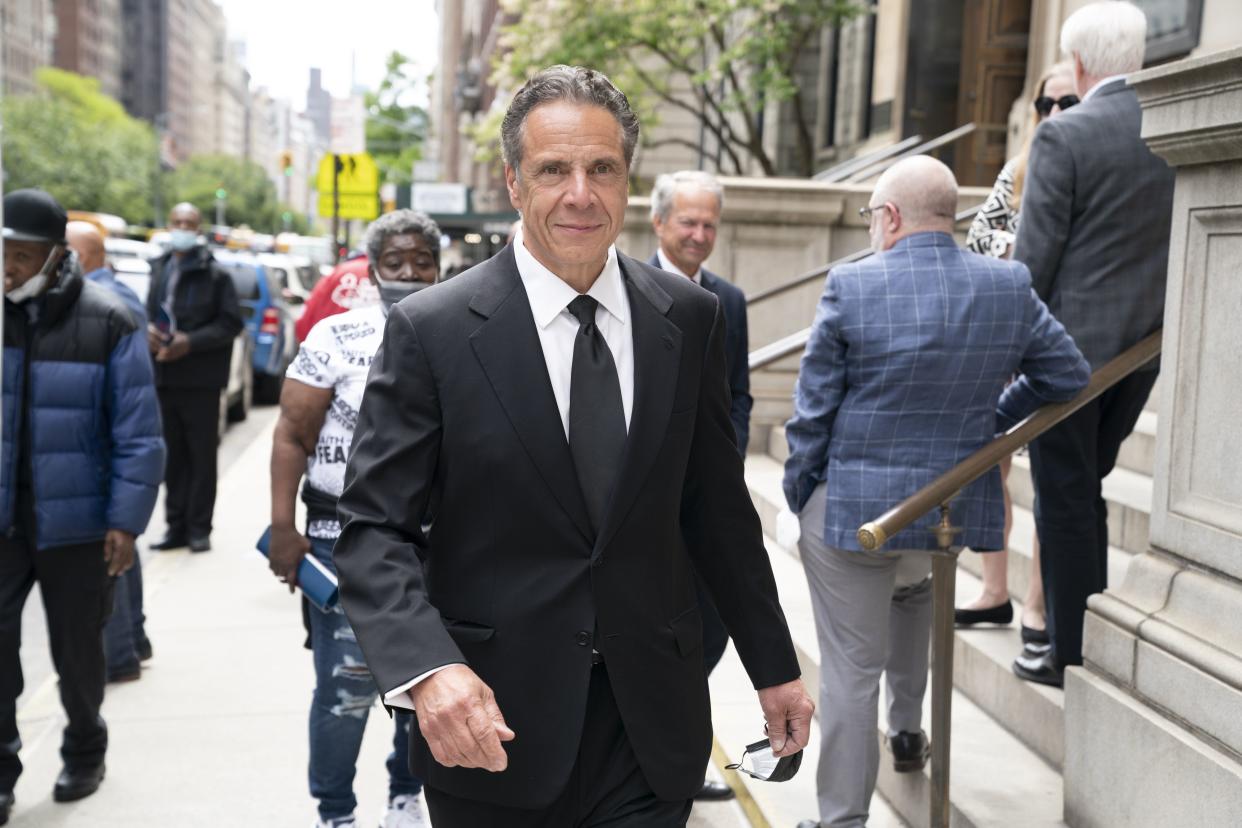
669,606,703,658
441,618,496,643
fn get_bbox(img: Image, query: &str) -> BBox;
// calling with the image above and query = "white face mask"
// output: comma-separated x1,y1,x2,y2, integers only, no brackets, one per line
169,229,198,251
6,245,62,303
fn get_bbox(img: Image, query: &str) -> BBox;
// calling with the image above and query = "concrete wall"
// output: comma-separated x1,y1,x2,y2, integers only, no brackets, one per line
617,176,989,428
1066,46,1242,827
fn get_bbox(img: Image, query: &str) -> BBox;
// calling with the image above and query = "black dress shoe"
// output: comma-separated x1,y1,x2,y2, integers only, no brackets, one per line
53,763,105,802
889,730,930,773
0,790,13,825
1021,624,1050,646
188,536,211,553
694,779,735,800
148,533,187,551
136,636,154,662
795,821,821,828
954,600,1013,628
1013,650,1065,688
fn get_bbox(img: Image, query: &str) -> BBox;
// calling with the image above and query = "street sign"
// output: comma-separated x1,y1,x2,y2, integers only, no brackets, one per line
412,182,469,215
317,152,380,221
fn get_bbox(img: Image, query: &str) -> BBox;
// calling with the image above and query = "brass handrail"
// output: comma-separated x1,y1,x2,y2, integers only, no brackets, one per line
743,205,983,309
856,329,1163,550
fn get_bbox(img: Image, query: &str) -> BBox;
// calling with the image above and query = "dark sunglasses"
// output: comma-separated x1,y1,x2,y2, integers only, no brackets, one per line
1034,95,1079,117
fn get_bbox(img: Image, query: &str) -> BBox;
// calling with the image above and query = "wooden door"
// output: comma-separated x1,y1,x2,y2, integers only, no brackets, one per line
956,0,1032,187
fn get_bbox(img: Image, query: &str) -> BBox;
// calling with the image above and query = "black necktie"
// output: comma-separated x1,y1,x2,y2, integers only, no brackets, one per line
567,295,627,535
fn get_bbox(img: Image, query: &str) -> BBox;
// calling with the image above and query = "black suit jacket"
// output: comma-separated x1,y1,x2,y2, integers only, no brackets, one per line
334,246,798,808
648,253,752,453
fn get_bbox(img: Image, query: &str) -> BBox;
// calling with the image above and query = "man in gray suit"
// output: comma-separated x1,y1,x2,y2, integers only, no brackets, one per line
1012,0,1175,687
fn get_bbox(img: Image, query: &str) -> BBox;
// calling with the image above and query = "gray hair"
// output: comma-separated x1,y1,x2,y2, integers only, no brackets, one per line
1060,1,1147,78
650,171,725,222
500,65,640,171
363,209,441,265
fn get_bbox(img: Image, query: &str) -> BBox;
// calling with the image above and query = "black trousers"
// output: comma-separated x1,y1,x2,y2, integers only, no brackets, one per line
1029,369,1157,667
425,664,693,828
158,387,221,539
0,538,113,789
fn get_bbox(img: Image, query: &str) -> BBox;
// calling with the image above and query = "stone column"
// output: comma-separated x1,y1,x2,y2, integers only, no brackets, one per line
1064,46,1242,827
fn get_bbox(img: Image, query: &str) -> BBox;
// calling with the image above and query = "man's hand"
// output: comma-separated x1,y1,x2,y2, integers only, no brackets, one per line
103,530,136,576
268,523,309,594
156,331,191,362
410,664,515,772
757,678,815,757
146,324,166,355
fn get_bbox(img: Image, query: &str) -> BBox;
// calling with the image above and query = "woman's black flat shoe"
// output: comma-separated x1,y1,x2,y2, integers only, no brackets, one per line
954,600,1014,627
1021,624,1050,645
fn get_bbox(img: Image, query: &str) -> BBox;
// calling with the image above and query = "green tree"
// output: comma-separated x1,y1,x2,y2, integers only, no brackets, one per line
166,154,304,233
1,68,158,222
492,0,863,177
365,51,429,186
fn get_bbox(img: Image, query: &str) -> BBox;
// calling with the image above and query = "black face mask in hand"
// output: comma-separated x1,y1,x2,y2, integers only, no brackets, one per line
726,738,803,782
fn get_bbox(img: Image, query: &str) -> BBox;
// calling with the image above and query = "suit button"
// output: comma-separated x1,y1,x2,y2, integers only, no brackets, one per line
576,630,591,647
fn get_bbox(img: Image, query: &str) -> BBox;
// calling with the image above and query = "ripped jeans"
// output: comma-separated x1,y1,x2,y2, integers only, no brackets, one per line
308,537,422,821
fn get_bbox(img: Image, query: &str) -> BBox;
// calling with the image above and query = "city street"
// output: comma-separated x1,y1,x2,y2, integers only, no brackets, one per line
10,406,751,827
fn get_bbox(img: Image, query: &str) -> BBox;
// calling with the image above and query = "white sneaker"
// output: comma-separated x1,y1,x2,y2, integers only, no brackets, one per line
382,794,428,828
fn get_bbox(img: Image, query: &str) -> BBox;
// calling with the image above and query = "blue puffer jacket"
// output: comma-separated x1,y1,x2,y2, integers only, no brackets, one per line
1,260,166,550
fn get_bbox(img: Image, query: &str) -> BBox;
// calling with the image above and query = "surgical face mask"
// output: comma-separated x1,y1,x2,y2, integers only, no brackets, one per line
376,278,431,311
725,738,803,783
6,245,62,303
169,229,198,251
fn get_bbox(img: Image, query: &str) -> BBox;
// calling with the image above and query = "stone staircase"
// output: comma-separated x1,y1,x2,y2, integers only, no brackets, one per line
710,381,1160,827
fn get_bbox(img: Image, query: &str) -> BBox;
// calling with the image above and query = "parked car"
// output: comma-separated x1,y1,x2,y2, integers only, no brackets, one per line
258,252,316,306
109,255,254,436
212,250,297,404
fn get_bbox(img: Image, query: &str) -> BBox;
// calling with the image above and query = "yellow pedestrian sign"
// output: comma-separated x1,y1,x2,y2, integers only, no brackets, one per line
317,153,380,220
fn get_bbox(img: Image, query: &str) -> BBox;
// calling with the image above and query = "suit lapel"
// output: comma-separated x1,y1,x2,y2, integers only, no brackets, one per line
595,256,683,556
468,249,594,544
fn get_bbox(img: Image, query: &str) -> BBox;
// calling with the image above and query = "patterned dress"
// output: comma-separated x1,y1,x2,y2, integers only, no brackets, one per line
966,157,1021,259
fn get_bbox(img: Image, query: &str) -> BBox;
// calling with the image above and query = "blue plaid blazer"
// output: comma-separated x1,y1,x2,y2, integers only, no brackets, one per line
783,232,1089,552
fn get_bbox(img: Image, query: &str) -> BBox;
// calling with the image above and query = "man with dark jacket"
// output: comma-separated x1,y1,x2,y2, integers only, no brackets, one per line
1010,1,1175,687
1,189,165,821
146,203,243,553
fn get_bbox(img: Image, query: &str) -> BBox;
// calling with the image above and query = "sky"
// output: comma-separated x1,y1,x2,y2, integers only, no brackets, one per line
215,0,439,109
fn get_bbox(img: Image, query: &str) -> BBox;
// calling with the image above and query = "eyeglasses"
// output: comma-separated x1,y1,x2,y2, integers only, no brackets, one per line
1033,95,1080,117
858,204,891,221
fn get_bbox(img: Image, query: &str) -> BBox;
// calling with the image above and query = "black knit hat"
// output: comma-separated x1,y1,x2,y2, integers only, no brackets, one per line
3,189,68,244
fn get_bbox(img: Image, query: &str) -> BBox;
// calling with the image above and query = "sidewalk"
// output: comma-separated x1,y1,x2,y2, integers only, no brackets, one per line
10,409,748,827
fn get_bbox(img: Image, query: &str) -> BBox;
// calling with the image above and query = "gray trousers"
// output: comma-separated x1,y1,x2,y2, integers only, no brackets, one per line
798,485,933,828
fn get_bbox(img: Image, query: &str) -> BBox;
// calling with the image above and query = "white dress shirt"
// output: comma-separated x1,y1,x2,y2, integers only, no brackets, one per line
383,228,635,711
1082,73,1129,102
656,246,702,285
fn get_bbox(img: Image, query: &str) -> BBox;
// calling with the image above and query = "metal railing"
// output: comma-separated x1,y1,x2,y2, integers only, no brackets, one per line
845,122,978,183
856,330,1163,828
813,135,924,183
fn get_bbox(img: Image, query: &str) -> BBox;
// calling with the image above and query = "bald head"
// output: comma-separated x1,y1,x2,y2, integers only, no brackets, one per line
169,202,202,230
866,156,959,253
66,221,107,273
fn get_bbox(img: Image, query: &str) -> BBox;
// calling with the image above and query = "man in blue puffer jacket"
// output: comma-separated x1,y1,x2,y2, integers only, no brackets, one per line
0,189,165,821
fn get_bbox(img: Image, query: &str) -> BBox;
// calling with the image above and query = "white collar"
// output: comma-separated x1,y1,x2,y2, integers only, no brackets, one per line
1082,74,1128,102
656,246,702,284
513,226,628,330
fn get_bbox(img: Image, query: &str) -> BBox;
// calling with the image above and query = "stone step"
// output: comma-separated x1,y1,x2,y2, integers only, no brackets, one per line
1007,453,1152,557
956,505,1134,611
759,533,1066,827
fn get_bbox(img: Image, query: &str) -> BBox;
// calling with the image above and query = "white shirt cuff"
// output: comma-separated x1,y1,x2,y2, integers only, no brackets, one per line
383,664,461,711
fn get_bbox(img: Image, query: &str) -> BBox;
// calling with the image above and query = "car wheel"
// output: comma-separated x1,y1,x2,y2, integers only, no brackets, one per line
254,371,283,405
227,366,253,422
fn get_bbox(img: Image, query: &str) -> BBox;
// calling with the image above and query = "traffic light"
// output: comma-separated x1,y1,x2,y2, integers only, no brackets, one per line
215,188,228,200
280,150,294,176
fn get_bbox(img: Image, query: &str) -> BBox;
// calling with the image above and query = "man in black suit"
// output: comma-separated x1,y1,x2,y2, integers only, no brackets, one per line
649,169,750,802
1011,0,1175,687
334,65,812,827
